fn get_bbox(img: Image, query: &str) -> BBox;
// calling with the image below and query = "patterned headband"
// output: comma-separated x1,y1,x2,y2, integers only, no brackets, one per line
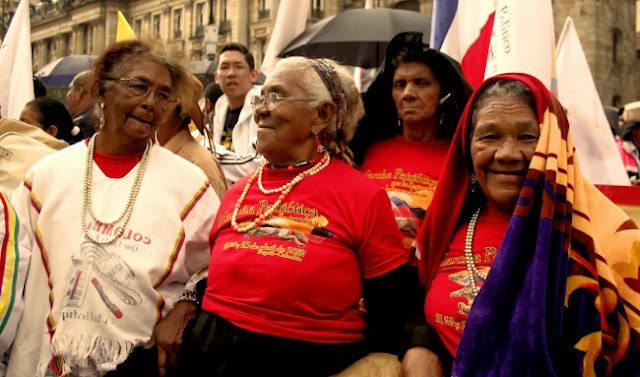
310,59,346,131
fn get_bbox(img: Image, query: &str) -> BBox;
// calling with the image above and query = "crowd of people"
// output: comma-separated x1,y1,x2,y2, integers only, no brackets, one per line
0,31,638,377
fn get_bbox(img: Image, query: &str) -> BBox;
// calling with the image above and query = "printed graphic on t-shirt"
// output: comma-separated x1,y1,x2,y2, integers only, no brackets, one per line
219,201,333,262
220,127,234,152
364,168,437,249
63,241,142,321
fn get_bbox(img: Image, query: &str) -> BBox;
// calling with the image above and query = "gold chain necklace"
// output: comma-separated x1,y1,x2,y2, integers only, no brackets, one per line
82,133,151,244
232,153,330,233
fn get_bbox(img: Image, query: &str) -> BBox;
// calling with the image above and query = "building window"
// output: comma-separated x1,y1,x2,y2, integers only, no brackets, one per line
222,0,228,21
612,27,622,64
174,9,182,38
196,3,205,27
311,0,324,18
153,14,161,37
612,94,622,108
258,0,270,19
84,25,93,54
134,19,142,35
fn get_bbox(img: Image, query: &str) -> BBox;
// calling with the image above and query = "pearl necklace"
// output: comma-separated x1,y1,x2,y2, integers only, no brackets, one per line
257,154,325,195
232,153,330,233
82,133,151,244
465,207,487,297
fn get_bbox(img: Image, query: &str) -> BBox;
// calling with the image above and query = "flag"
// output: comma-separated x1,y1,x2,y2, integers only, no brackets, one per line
116,11,137,42
0,0,34,119
433,0,497,88
260,0,309,76
556,17,629,185
483,0,555,90
354,0,376,92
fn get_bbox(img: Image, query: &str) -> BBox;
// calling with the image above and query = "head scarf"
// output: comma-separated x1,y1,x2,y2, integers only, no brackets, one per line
417,73,640,376
349,32,472,165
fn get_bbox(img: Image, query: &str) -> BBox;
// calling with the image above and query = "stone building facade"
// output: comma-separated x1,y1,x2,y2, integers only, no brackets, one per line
19,0,640,104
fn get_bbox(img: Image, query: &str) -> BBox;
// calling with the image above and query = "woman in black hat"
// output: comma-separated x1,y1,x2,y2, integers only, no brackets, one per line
352,32,472,261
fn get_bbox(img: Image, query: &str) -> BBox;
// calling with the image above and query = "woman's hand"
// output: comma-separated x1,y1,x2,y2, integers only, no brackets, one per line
398,347,444,377
145,301,197,377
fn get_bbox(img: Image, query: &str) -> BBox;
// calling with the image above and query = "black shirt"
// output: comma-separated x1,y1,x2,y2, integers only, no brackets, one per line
221,106,242,152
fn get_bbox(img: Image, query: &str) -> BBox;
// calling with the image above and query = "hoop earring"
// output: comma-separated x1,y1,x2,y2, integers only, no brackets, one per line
99,102,105,130
314,133,325,153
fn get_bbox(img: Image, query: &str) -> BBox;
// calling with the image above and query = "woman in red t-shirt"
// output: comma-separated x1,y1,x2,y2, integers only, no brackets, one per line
353,32,472,258
172,57,416,376
400,74,640,377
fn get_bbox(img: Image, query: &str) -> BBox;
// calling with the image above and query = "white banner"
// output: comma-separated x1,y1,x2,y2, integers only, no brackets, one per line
0,0,34,119
556,17,629,185
484,0,555,90
260,0,310,76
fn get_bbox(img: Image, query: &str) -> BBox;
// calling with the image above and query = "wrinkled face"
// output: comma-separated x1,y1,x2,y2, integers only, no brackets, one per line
470,97,540,213
19,104,45,130
253,66,320,164
66,77,92,117
392,62,442,127
100,60,173,142
215,50,257,104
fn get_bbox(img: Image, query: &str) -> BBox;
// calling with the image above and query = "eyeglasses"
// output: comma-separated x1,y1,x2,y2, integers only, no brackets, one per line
108,77,177,109
251,92,316,111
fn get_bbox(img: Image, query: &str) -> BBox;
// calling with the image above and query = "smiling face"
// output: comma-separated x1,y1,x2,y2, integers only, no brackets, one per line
99,59,173,144
253,66,326,165
470,96,540,213
392,62,442,129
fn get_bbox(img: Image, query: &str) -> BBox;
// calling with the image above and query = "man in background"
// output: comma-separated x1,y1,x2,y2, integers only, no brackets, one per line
212,43,262,186
66,70,99,137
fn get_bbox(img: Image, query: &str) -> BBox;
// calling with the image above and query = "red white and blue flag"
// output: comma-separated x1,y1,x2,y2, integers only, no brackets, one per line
430,0,497,88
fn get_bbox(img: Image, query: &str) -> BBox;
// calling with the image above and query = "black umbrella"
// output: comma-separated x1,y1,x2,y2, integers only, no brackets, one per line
278,8,430,69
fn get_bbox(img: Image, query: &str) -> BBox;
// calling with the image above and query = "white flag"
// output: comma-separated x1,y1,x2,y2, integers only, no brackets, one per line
484,0,555,90
0,0,34,119
260,0,310,76
556,17,629,185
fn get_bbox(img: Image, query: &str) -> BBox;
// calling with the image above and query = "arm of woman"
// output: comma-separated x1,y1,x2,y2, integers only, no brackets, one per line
362,263,413,356
147,183,219,376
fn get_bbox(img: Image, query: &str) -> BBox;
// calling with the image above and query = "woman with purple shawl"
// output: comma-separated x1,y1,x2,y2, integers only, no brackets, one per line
400,73,640,377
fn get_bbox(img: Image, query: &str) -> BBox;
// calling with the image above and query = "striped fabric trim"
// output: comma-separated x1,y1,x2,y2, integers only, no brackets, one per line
0,194,20,333
154,295,166,325
153,227,185,289
180,182,209,221
35,226,57,339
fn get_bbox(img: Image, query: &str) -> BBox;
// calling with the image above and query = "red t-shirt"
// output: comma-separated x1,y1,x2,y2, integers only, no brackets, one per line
202,159,408,344
424,205,511,356
359,135,450,251
85,138,144,178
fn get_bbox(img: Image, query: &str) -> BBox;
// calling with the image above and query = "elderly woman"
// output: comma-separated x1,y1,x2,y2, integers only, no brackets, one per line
163,57,412,376
352,32,471,254
400,73,640,377
7,40,219,377
20,97,83,144
158,74,227,199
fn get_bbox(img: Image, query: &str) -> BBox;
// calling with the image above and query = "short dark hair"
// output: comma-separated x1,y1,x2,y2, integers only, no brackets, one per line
26,97,80,143
218,43,255,70
204,82,224,104
33,76,47,97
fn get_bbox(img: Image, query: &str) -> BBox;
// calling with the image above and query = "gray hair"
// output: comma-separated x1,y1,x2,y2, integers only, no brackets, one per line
471,79,537,125
274,57,364,143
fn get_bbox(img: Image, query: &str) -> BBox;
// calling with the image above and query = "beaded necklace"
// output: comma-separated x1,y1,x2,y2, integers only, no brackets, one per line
464,207,487,297
232,153,331,233
82,133,151,244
